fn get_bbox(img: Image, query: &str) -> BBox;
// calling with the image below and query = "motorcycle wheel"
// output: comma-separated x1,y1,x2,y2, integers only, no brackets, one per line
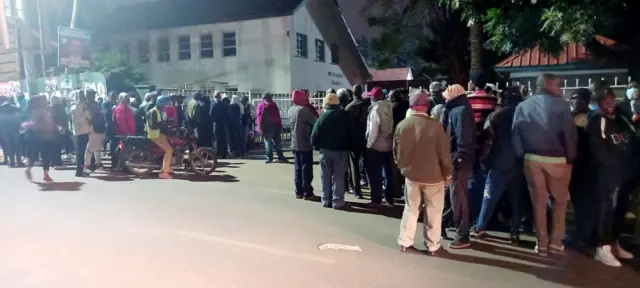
189,147,217,175
126,150,156,177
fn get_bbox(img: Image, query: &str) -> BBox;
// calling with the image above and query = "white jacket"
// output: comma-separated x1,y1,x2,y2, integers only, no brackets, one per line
72,103,93,135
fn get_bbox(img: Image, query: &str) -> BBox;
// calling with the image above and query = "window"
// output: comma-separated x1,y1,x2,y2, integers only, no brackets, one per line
315,39,325,62
137,40,149,63
200,33,213,58
330,44,339,64
157,37,170,62
222,32,236,57
296,33,308,58
178,35,191,60
119,42,130,57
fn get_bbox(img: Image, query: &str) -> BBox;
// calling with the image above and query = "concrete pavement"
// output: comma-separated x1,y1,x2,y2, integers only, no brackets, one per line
1,156,639,288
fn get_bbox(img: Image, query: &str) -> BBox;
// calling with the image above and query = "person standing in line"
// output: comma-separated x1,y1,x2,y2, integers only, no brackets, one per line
0,96,23,167
24,95,59,182
587,89,636,267
441,84,476,249
345,84,369,199
50,94,69,168
512,74,576,256
428,81,445,115
311,93,354,210
257,92,287,163
71,90,93,177
240,95,256,152
102,91,118,167
467,73,498,222
365,87,396,207
289,90,318,199
228,95,246,158
210,92,230,158
396,90,452,255
85,89,107,171
471,87,524,244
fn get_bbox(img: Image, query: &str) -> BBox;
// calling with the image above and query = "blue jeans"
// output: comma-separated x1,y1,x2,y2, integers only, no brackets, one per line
469,163,487,221
264,132,284,161
294,150,314,197
319,150,349,208
365,149,394,204
475,167,522,234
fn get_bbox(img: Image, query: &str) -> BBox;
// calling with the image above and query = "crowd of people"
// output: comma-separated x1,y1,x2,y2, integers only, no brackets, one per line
0,89,257,181
278,73,637,268
1,73,639,268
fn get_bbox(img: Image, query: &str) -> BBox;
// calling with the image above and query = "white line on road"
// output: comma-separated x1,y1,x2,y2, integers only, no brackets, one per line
176,231,336,265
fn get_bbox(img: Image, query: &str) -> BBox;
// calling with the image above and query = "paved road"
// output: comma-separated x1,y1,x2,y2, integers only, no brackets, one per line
1,156,639,288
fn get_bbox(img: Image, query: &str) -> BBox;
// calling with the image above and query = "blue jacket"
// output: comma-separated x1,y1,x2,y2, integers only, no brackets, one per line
444,95,476,170
512,93,577,161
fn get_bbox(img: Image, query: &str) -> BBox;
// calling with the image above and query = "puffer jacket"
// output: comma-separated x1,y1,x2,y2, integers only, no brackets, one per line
114,103,136,135
366,99,394,152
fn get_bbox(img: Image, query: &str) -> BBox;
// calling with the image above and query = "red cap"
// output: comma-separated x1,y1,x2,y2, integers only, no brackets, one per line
367,87,384,101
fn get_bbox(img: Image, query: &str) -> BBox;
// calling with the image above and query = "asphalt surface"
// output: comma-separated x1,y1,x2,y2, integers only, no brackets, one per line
1,156,639,288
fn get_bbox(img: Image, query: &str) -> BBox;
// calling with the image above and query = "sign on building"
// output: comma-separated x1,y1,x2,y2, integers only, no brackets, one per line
58,26,92,69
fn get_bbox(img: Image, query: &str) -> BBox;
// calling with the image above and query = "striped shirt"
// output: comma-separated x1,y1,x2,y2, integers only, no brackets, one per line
467,90,498,134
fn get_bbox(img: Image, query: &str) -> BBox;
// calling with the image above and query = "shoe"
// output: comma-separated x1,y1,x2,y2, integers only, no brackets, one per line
382,200,395,208
322,203,332,209
43,174,54,183
427,246,447,256
295,195,303,199
612,241,634,260
368,201,383,208
470,226,488,239
535,244,548,256
400,245,422,254
25,167,32,181
510,234,521,246
76,170,90,177
449,238,471,249
595,245,622,267
158,172,173,179
549,244,566,255
355,195,365,200
303,194,316,201
264,159,273,164
277,158,289,163
333,203,352,211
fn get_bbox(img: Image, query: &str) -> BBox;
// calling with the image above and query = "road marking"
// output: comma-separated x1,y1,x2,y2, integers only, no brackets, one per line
318,243,362,251
176,231,336,264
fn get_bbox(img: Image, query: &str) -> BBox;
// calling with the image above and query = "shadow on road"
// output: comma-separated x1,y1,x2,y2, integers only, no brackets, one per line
174,173,239,183
216,161,242,169
435,241,640,288
92,174,135,182
347,202,403,219
34,181,85,192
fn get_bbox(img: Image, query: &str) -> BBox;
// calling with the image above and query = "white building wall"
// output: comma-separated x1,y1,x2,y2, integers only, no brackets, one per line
103,16,292,93
290,6,350,94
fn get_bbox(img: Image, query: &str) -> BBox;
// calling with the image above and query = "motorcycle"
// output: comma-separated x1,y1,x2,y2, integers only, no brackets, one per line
117,127,217,177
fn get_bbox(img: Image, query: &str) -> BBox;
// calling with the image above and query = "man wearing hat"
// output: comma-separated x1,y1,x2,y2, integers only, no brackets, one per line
365,87,396,207
395,90,452,255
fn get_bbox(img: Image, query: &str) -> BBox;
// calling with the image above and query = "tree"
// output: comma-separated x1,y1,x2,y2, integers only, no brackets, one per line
363,0,475,84
89,50,146,85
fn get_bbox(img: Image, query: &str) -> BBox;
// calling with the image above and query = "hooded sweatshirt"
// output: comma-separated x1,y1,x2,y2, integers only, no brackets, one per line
587,111,637,184
366,99,394,152
289,90,318,151
256,99,282,136
71,102,92,136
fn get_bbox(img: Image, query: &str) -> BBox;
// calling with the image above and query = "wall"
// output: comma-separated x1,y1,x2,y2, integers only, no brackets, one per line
290,5,350,93
101,16,292,93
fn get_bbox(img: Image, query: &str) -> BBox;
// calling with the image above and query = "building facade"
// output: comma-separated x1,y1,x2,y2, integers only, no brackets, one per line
98,0,366,94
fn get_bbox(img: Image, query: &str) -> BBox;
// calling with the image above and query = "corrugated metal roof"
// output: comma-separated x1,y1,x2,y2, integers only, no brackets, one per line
495,35,619,68
370,68,411,81
96,0,304,33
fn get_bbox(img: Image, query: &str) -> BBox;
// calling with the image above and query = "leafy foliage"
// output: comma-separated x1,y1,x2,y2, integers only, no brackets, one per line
89,51,146,85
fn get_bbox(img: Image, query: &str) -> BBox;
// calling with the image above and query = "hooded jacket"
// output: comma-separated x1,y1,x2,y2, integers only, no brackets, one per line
114,103,136,135
366,99,394,152
444,94,476,170
257,99,282,136
288,90,318,151
587,111,637,184
345,97,369,149
71,102,92,136
311,105,354,151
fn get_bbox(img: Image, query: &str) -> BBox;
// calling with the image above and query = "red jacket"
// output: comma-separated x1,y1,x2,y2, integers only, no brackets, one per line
113,103,136,135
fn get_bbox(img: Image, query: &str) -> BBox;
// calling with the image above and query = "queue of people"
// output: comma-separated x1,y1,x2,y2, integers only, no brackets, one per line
280,74,637,267
0,89,257,181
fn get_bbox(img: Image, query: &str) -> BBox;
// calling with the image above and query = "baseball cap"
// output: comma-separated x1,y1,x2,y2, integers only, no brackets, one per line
409,90,430,107
367,87,384,100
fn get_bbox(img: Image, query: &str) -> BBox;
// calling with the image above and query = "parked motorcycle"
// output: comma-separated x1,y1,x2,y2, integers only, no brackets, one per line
117,127,217,177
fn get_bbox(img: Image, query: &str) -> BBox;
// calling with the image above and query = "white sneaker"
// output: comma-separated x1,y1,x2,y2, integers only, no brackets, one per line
595,245,622,267
613,241,634,260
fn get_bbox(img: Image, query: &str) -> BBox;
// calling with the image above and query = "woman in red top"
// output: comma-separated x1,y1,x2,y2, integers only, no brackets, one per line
113,93,136,136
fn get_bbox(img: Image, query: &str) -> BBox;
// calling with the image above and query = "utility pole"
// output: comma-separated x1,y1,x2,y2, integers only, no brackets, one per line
65,0,79,75
36,0,46,77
